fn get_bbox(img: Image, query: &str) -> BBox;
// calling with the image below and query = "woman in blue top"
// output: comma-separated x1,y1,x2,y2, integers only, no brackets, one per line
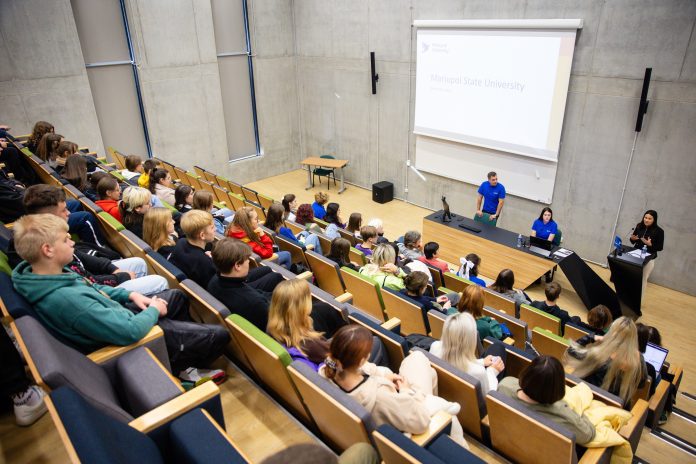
531,207,558,242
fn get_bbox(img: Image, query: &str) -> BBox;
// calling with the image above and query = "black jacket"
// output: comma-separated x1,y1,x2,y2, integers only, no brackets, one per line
629,223,664,258
169,238,216,288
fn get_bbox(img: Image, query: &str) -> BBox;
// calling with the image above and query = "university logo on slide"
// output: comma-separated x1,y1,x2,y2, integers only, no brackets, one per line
422,42,430,53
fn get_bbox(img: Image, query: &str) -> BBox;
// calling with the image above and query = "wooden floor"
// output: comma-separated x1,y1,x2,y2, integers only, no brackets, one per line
1,168,694,463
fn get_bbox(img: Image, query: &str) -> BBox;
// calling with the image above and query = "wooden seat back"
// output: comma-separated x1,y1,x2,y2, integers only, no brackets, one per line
348,247,367,266
483,290,516,314
275,235,311,268
531,328,569,361
427,310,447,339
520,304,561,335
257,193,274,211
442,272,472,294
243,200,266,221
304,250,346,297
481,306,527,350
563,323,592,341
340,268,386,321
337,228,358,246
380,289,428,336
241,186,260,204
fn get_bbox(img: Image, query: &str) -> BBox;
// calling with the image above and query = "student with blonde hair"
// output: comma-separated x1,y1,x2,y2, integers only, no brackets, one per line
359,243,406,291
169,210,217,287
119,186,152,238
311,191,329,220
565,316,647,406
267,279,328,371
430,312,506,393
227,206,291,268
143,207,177,259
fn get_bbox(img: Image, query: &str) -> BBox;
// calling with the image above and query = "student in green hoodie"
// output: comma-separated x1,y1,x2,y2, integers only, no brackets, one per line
11,214,229,379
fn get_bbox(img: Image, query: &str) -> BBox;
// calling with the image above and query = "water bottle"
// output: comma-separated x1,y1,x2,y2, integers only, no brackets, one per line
517,234,522,248
641,245,648,259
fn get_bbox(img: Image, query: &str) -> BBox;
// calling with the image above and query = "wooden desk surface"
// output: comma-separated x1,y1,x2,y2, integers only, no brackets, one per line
300,157,348,168
422,213,557,289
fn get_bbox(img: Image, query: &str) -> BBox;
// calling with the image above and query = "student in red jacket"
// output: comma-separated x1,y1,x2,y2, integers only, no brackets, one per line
94,177,122,222
226,206,292,268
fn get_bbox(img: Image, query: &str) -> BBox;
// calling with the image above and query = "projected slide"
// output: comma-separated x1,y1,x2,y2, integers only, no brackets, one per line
414,29,576,161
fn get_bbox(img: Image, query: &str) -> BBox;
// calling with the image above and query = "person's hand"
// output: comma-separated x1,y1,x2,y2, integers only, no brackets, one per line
442,300,451,309
129,292,152,311
641,237,652,246
630,234,639,241
476,210,483,217
593,335,604,343
491,357,505,373
385,373,403,387
205,251,212,258
148,296,168,317
436,295,448,304
115,269,136,280
394,376,410,392
483,355,495,367
490,214,497,220
254,227,265,236
380,263,399,275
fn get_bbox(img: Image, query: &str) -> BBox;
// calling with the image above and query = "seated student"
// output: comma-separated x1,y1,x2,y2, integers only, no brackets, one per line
346,212,362,239
576,305,613,336
143,207,178,259
35,132,62,165
295,203,324,235
55,141,99,174
354,225,377,257
26,120,54,155
119,186,152,238
457,285,505,341
430,312,506,393
11,214,229,377
311,191,329,220
170,210,217,287
397,231,423,260
95,177,122,222
282,193,297,222
22,184,106,247
265,203,321,252
636,323,661,397
490,268,530,305
192,190,233,234
367,218,390,244
227,206,292,268
531,207,558,242
267,279,330,371
418,242,451,274
399,271,458,315
0,327,47,426
209,239,345,336
323,202,345,239
326,237,358,271
83,170,110,202
1,136,37,185
121,155,143,185
531,282,578,331
455,253,486,287
0,169,25,224
149,168,176,206
174,184,194,214
138,159,159,189
565,317,647,407
60,154,88,191
359,243,407,291
321,325,466,446
499,356,595,445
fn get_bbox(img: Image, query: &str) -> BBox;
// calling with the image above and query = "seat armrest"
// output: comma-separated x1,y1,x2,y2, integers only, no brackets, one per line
412,410,452,447
621,399,649,452
296,271,313,281
381,318,401,333
87,326,166,367
129,381,220,433
578,447,612,464
335,292,353,304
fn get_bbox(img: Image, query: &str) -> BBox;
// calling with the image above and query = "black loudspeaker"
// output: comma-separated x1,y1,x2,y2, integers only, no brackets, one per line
372,181,393,204
635,68,652,132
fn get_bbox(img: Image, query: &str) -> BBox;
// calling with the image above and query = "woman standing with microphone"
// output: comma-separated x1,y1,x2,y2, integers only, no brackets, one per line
629,210,664,296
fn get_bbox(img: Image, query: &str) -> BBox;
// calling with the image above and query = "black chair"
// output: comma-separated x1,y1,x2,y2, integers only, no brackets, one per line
312,155,337,189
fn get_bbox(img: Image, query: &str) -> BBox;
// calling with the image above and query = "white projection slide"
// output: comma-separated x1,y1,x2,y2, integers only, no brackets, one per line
414,27,577,161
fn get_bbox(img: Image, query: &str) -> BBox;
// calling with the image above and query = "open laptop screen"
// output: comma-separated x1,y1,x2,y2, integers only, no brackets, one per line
644,342,668,373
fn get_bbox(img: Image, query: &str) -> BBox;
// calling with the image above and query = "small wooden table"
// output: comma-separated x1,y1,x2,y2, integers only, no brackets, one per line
300,157,349,194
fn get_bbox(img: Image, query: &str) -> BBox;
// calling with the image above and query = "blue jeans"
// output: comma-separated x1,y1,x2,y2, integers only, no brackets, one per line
112,257,169,296
276,250,292,269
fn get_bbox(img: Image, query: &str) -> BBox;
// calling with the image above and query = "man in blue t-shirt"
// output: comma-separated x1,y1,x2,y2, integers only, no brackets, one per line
476,171,506,225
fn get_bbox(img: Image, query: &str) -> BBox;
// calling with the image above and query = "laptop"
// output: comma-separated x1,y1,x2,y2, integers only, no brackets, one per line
529,235,554,257
644,342,669,373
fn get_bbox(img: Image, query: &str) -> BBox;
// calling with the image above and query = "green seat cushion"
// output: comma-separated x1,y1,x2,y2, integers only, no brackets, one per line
98,212,125,231
227,314,292,367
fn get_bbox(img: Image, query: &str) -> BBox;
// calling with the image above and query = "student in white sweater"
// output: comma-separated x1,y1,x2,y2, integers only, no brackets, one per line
429,312,507,393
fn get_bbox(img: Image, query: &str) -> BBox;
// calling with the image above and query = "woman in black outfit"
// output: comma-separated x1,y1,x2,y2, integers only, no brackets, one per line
629,210,664,296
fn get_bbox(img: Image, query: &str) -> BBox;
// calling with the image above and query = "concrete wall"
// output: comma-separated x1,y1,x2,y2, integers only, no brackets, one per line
0,0,104,154
292,0,696,296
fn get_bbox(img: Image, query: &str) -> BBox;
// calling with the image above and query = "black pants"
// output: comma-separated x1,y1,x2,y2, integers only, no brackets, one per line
0,146,37,185
127,289,230,374
0,326,29,399
310,300,347,339
482,339,508,381
246,266,285,293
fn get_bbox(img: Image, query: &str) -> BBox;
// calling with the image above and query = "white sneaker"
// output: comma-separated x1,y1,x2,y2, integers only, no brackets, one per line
13,386,48,427
178,367,226,386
